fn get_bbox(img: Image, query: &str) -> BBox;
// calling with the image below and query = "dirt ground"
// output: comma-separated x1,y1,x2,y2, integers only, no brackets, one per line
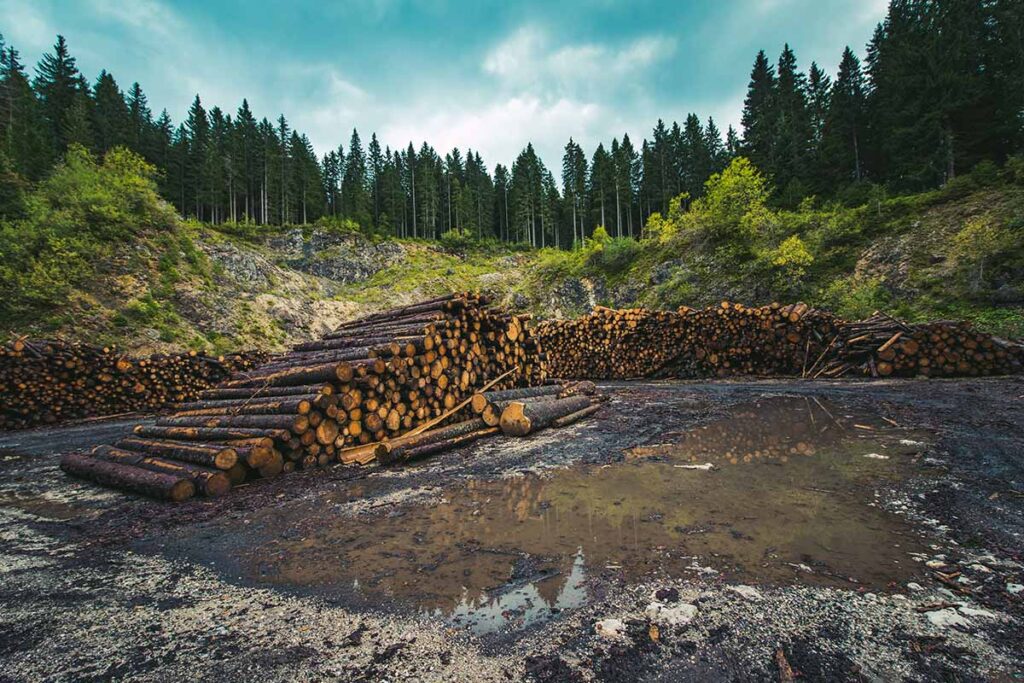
1,378,1022,682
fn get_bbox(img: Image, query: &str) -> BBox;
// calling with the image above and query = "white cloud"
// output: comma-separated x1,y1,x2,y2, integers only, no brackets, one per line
0,0,58,52
380,94,606,166
483,25,675,98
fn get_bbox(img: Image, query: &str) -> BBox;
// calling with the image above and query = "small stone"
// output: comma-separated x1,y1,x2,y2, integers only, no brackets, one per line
863,453,889,460
594,618,627,640
645,602,698,626
906,582,924,592
958,606,996,619
727,585,763,601
1006,583,1023,595
654,587,680,603
926,608,971,629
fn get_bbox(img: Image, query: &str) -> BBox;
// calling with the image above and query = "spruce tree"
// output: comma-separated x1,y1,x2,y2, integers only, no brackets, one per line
0,43,52,179
91,70,130,154
33,35,85,154
821,46,867,188
368,133,383,227
341,128,369,226
740,49,777,174
773,43,812,204
126,82,154,158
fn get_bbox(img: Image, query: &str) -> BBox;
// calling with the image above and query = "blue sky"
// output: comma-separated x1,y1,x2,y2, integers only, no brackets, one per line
1,0,887,168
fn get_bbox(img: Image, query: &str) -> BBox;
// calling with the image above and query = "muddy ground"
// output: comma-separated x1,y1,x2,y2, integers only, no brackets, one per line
1,378,1022,682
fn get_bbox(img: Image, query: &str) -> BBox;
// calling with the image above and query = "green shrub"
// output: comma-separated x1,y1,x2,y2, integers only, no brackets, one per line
589,236,640,275
0,146,176,318
819,275,893,319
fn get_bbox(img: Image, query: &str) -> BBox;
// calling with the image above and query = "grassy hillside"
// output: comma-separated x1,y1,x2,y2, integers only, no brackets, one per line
521,158,1024,338
1,149,1021,354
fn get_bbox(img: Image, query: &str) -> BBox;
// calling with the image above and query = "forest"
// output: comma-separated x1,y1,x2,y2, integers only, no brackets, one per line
1,0,1020,249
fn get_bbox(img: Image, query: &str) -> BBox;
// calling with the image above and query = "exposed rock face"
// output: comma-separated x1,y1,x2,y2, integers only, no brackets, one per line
544,277,609,318
267,229,406,284
202,242,277,287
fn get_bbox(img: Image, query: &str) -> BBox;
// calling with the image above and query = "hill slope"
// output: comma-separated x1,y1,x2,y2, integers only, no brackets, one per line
2,153,1021,353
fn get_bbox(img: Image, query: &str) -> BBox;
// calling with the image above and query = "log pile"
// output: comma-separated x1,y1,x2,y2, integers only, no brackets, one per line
61,293,572,501
1,339,266,430
813,312,1024,378
537,302,1023,380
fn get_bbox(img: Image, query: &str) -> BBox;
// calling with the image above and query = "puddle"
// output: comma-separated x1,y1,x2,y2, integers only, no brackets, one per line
239,397,930,635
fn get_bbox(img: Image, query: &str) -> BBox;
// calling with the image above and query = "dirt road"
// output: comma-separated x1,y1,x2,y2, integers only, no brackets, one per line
1,378,1022,681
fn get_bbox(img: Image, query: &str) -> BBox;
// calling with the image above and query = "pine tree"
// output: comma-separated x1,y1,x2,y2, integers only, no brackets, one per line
91,70,130,154
560,139,587,246
725,125,741,159
773,44,812,204
275,115,291,223
184,95,209,219
126,82,154,158
617,133,639,236
741,49,777,174
233,100,258,221
704,117,727,175
493,163,510,242
33,35,85,154
152,110,174,197
806,62,831,145
681,113,710,201
588,143,613,231
367,132,383,228
0,42,52,179
341,128,369,226
62,91,93,150
821,46,868,188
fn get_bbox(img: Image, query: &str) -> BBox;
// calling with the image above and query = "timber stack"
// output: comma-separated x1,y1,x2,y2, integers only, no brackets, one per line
537,301,1023,380
1,338,266,430
60,293,580,501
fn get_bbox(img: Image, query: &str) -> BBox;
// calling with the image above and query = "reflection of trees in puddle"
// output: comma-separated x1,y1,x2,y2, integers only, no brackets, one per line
251,398,925,630
627,397,881,465
424,549,588,634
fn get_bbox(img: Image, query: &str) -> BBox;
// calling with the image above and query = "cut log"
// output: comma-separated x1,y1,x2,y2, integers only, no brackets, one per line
60,452,195,502
500,396,594,437
117,437,238,470
92,445,230,497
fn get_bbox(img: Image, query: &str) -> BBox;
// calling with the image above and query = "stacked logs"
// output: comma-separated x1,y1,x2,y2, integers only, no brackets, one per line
61,293,561,500
812,312,1024,378
537,302,1023,380
1,338,266,430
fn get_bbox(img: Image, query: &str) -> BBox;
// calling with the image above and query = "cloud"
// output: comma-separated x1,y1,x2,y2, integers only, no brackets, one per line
0,0,58,52
483,25,675,98
379,94,607,166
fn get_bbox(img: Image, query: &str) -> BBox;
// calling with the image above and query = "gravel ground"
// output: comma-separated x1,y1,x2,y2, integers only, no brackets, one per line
0,377,1022,682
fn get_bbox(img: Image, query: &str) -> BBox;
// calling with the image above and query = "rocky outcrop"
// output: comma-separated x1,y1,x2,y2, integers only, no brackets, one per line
202,241,277,287
267,229,406,284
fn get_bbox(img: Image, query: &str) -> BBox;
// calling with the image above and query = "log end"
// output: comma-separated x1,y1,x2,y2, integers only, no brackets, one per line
499,402,533,437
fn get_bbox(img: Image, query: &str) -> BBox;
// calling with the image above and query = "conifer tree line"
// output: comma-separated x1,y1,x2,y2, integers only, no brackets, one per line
1,0,1020,246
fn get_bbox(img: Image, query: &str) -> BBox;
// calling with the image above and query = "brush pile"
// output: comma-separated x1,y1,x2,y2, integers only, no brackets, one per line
61,293,566,501
537,302,1023,380
1,339,266,430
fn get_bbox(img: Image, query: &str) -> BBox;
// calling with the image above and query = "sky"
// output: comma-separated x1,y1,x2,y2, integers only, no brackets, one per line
1,0,888,170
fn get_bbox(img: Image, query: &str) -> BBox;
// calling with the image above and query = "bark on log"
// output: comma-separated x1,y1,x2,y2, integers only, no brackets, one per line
117,437,239,470
60,452,195,501
92,445,230,497
500,396,594,437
